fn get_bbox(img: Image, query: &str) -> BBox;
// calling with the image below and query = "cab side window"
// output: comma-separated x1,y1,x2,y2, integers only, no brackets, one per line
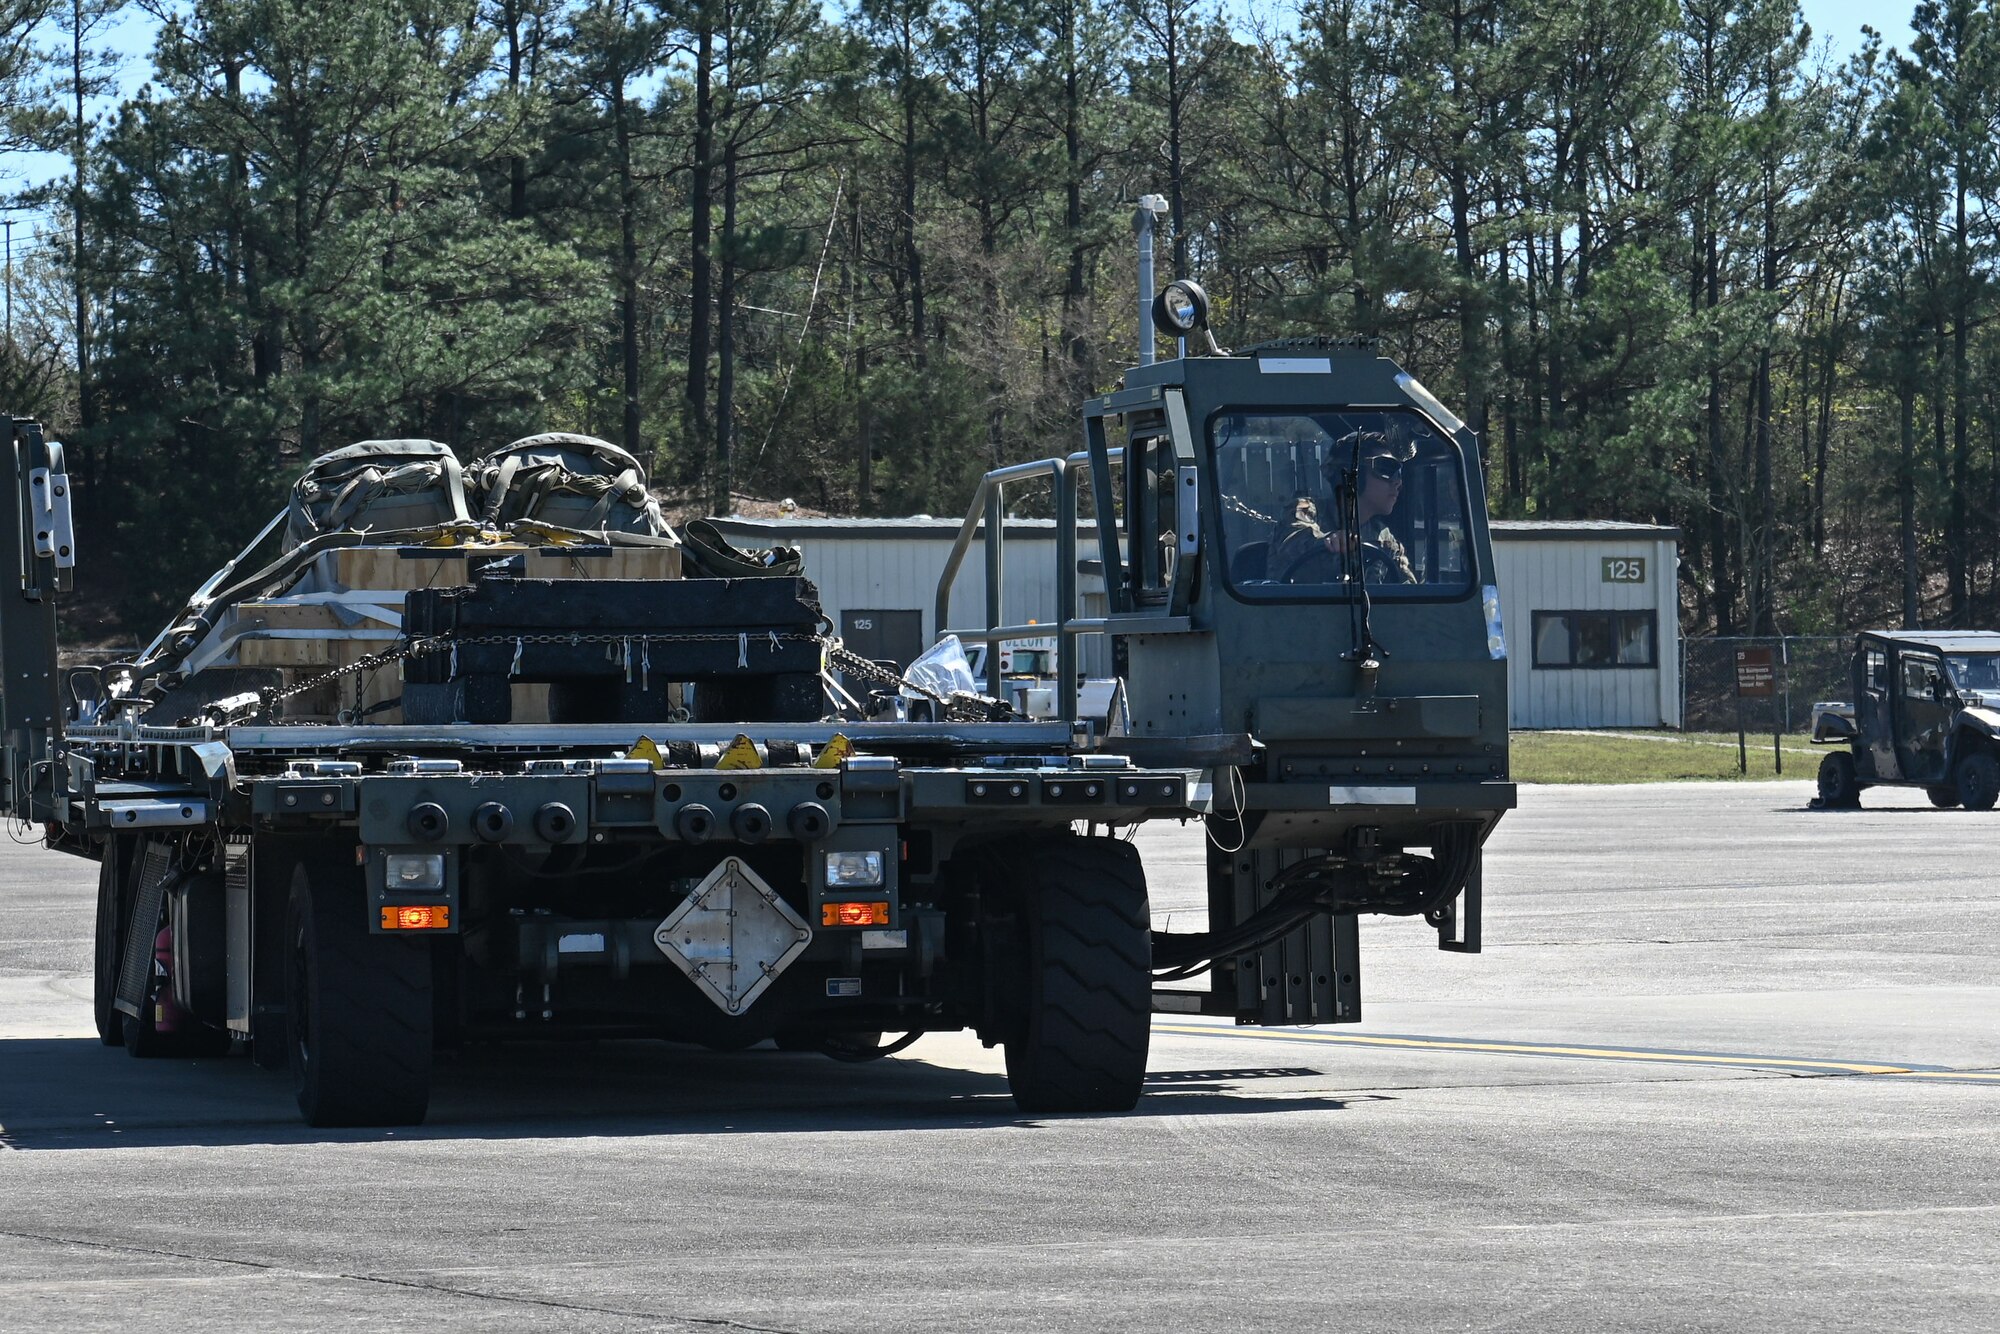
1901,657,1939,699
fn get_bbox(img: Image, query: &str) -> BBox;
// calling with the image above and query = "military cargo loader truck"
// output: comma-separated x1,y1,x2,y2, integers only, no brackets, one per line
3,302,1513,1127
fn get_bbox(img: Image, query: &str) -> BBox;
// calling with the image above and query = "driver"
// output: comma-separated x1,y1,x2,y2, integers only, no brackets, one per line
1959,656,2000,692
1273,430,1416,584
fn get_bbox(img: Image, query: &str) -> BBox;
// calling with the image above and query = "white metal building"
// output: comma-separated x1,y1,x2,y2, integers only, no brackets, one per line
713,515,1682,729
1491,519,1682,729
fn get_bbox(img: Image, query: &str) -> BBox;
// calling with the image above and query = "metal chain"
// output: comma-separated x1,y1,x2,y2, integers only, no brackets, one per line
1223,494,1284,527
796,639,1012,721
262,637,447,705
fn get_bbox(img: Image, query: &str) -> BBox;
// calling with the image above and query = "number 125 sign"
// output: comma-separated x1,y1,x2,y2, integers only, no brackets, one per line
1601,556,1647,583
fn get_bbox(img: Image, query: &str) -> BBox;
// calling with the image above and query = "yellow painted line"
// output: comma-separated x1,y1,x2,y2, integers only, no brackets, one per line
1152,1023,2000,1082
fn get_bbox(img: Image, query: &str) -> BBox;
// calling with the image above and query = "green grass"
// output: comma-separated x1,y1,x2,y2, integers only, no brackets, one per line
1509,729,1826,784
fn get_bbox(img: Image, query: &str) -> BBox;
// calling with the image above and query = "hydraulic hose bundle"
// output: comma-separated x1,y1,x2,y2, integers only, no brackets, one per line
1151,821,1480,979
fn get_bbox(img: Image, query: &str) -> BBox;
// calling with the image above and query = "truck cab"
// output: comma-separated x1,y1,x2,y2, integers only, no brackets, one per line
940,334,1514,1025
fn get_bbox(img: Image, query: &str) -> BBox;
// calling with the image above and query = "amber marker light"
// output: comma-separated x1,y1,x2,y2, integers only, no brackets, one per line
822,901,890,927
381,905,451,930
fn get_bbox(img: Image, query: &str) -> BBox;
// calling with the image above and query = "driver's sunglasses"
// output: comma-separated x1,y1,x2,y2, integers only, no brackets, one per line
1365,456,1404,484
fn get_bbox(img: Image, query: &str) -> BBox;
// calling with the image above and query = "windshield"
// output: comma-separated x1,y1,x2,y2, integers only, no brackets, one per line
1211,408,1470,598
1946,653,2000,692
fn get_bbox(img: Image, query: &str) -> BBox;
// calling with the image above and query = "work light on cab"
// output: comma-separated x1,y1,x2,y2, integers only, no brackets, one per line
1153,278,1209,336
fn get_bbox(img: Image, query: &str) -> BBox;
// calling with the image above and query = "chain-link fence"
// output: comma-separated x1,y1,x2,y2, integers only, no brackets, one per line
1681,636,1851,734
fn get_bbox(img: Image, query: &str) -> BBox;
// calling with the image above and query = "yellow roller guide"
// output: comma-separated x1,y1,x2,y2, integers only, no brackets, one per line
813,733,855,769
717,734,763,769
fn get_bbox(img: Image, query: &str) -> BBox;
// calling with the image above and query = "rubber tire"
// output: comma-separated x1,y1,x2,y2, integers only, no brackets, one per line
286,861,433,1127
1955,751,2000,812
999,836,1152,1114
1817,752,1861,809
1926,785,1962,809
93,845,126,1047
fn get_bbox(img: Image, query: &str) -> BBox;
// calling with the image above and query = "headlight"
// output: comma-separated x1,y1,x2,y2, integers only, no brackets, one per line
385,852,446,891
824,850,885,888
1482,584,1507,661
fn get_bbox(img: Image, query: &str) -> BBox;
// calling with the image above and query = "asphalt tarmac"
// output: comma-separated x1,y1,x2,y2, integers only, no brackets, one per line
3,781,1997,1332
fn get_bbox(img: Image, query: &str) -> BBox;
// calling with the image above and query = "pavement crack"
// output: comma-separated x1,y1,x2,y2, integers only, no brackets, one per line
0,1226,282,1275
328,1271,807,1332
0,1227,806,1333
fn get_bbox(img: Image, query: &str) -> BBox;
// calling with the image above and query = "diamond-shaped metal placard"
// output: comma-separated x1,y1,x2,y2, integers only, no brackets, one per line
654,857,812,1014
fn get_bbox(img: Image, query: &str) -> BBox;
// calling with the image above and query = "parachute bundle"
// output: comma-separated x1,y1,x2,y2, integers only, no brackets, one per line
469,433,668,538
285,440,471,549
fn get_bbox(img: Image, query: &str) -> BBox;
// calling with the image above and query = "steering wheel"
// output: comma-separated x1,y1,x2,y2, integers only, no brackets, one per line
1280,545,1340,584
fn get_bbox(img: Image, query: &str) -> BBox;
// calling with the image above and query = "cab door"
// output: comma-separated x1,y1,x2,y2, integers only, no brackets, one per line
1892,649,1952,783
1856,645,1894,779
0,421,70,819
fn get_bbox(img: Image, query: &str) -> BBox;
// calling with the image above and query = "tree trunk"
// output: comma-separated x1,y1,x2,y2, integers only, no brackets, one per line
716,143,738,513
1901,367,1919,628
901,47,926,371
1751,120,1777,635
614,69,642,468
70,1,91,437
505,0,528,221
1810,273,1843,557
1705,204,1733,636
1446,0,1486,462
1058,1,1089,394
687,19,715,489
849,187,872,513
1950,172,1970,625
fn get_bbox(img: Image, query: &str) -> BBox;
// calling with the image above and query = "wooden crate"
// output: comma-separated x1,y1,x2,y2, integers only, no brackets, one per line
233,600,347,631
328,542,681,593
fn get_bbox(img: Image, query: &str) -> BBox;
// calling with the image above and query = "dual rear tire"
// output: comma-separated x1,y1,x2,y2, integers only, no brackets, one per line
94,836,230,1058
93,844,127,1047
285,859,434,1127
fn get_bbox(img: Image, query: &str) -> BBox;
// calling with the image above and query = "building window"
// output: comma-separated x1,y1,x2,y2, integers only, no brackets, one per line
1531,611,1657,669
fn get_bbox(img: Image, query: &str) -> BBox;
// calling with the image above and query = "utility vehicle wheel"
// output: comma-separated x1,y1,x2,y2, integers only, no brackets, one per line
1817,752,1861,809
999,836,1152,1114
286,860,433,1127
93,844,126,1047
1955,751,2000,812
1926,785,1962,809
